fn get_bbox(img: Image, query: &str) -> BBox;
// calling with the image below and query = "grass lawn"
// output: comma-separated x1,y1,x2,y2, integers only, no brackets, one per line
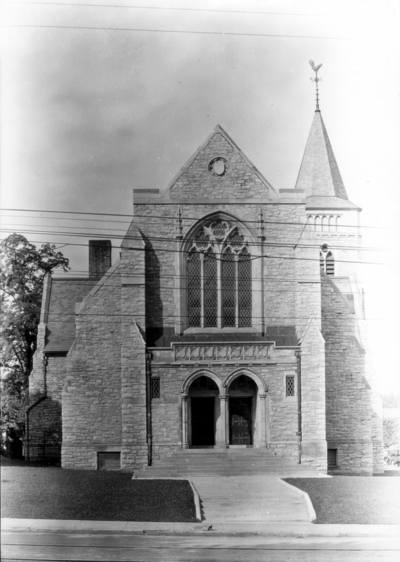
0,456,197,522
285,476,400,524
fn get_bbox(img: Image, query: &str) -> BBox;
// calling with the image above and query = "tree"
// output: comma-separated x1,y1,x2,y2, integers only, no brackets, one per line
383,417,400,449
0,234,69,455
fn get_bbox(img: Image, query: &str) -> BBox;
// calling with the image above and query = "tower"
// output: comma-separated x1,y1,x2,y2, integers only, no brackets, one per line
295,62,384,474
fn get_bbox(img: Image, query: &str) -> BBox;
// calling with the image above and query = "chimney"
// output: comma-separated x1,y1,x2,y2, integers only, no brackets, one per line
89,240,112,279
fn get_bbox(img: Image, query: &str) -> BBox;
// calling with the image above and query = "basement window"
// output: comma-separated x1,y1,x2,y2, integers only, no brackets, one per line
97,452,121,470
328,449,338,467
285,375,295,397
151,377,160,399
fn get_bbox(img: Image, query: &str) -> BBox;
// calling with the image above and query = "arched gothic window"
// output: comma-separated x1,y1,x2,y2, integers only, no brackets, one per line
320,244,335,276
187,220,252,328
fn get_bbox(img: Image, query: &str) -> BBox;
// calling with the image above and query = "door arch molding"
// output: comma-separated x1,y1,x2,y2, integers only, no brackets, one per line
224,368,267,394
181,369,223,396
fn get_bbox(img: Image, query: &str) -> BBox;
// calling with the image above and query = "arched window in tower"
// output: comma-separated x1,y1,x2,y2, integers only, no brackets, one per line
186,220,252,328
320,244,335,276
326,252,334,275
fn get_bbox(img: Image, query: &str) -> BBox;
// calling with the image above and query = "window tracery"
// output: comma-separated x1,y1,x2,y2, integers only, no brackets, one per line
187,220,252,328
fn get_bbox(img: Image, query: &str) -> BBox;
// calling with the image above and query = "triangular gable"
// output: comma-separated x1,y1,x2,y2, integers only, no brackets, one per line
166,125,278,200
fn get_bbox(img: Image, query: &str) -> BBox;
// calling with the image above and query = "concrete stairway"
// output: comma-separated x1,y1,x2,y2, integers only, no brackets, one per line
138,448,317,478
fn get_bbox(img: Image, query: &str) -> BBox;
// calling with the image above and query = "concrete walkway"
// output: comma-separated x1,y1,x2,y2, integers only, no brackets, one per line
190,475,315,522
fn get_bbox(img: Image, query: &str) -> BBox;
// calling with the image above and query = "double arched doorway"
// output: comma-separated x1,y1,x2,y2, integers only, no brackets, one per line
181,370,268,448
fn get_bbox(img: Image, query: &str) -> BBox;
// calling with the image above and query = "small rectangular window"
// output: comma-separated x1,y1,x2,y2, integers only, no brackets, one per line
151,377,160,399
98,452,120,470
328,449,337,467
286,375,295,397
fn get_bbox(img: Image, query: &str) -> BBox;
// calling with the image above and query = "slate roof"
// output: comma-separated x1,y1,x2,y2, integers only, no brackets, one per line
146,326,298,348
295,111,357,208
306,196,361,211
44,278,97,354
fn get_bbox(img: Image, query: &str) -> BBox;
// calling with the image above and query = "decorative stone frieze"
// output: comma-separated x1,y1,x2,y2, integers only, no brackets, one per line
173,343,273,363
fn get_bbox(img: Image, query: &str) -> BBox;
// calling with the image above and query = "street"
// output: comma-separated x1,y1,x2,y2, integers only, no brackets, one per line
2,529,400,561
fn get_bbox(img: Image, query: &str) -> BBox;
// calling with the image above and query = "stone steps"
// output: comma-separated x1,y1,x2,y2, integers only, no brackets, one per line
138,448,317,478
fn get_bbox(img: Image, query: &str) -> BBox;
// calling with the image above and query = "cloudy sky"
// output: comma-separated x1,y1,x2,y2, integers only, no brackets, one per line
2,0,399,393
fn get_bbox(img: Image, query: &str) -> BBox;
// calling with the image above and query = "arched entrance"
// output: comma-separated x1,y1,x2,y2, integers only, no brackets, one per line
181,369,267,449
227,375,257,446
188,376,219,447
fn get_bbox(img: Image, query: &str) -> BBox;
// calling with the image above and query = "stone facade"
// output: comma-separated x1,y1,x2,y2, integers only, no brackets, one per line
27,116,383,475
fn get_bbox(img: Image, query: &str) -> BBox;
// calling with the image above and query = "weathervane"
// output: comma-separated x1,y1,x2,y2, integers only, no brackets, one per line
309,60,322,111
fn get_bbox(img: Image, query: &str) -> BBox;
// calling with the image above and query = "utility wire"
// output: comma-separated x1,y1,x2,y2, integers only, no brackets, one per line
4,24,346,41
0,207,388,230
40,268,386,286
7,2,337,19
0,230,382,266
30,311,387,322
30,277,384,297
0,224,385,252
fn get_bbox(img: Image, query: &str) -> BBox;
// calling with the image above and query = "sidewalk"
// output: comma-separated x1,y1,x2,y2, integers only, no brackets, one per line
2,518,400,538
190,475,315,522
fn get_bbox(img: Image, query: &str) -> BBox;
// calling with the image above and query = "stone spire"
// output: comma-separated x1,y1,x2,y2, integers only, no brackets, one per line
295,106,348,200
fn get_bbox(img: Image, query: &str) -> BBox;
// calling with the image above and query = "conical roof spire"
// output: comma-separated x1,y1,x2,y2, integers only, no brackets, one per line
295,111,348,200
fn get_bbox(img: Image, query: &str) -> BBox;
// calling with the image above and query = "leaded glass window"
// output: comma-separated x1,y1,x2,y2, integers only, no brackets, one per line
186,219,252,328
238,248,252,327
286,375,295,397
188,250,201,327
151,378,160,399
222,248,236,327
204,249,217,327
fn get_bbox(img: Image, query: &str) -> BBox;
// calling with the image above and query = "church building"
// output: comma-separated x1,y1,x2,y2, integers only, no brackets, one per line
27,79,384,475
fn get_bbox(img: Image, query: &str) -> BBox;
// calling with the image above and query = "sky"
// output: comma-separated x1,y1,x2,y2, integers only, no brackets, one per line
1,0,400,394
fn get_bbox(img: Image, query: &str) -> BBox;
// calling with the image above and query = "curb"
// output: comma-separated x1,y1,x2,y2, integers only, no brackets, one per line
279,479,317,523
2,519,400,538
188,480,202,522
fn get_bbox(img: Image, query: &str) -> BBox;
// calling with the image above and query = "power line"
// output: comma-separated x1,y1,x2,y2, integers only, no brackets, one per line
32,311,389,323
5,24,347,41
0,229,383,266
0,207,388,231
29,276,386,298
8,2,337,19
41,268,389,287
0,225,386,253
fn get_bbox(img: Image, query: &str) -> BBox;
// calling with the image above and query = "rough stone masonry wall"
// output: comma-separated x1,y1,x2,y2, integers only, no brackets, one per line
150,350,300,464
358,316,384,473
136,129,305,335
294,226,322,333
169,132,269,201
62,268,123,470
120,245,148,471
137,201,304,335
299,320,327,472
28,353,66,461
322,275,373,475
263,203,305,329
